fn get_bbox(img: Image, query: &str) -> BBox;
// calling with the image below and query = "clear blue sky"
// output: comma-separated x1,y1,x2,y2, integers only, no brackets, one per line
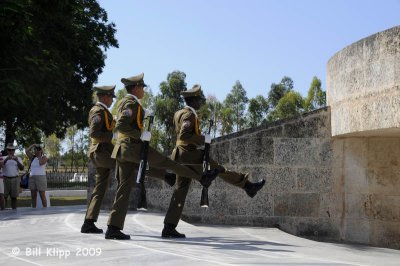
97,0,400,101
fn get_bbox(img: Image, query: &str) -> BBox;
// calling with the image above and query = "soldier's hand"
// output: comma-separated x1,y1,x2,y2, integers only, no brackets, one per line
140,131,152,142
204,134,212,144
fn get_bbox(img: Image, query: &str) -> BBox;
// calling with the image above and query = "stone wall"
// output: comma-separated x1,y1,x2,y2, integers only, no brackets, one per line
146,108,340,241
327,26,400,137
326,26,400,249
332,137,400,249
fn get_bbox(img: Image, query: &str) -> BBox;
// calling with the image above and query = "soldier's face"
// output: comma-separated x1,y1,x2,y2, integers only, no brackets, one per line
104,95,114,107
133,85,145,99
189,97,204,110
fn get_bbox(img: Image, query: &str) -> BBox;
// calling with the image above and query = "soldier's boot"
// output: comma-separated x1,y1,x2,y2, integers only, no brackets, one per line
81,219,103,234
164,172,176,187
161,223,186,238
105,225,130,240
244,179,266,198
200,169,219,188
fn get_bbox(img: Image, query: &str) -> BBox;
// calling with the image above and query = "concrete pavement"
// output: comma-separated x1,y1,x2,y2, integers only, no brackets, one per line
0,206,399,266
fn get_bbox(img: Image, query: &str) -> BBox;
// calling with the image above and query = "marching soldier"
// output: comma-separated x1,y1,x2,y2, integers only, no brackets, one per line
162,85,266,238
81,85,116,234
105,73,219,240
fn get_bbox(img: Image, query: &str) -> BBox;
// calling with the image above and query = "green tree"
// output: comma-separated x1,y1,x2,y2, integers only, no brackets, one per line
268,76,294,108
205,95,223,138
43,133,61,170
154,71,187,154
304,76,326,111
65,126,78,170
247,95,269,127
223,81,248,132
0,0,118,149
269,91,304,121
220,107,234,135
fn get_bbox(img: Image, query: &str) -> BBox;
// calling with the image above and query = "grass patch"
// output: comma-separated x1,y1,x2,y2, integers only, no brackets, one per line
15,196,87,208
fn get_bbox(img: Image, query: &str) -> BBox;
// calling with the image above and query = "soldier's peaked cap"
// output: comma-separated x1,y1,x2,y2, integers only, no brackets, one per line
121,73,147,87
181,84,202,98
93,85,116,97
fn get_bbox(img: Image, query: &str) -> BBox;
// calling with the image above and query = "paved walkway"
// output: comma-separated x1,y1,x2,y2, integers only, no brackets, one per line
0,206,399,266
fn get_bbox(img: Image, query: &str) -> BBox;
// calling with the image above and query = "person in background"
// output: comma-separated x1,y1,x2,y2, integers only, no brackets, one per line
25,144,48,208
3,143,24,209
0,153,5,210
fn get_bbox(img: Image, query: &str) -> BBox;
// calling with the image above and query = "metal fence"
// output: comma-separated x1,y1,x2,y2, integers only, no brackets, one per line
46,167,88,190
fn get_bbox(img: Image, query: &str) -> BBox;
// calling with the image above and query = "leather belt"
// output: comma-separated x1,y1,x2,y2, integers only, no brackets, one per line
176,140,196,146
117,133,141,143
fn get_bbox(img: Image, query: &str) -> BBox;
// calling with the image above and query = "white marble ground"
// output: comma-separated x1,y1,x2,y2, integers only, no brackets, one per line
0,206,399,266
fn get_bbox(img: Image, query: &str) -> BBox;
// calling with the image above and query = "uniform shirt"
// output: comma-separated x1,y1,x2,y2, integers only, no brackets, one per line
174,106,205,146
114,94,145,139
2,156,23,177
30,157,47,176
88,101,115,158
89,102,114,143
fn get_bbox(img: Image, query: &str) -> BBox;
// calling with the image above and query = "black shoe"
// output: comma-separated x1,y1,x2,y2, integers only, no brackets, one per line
164,172,176,187
105,225,130,240
81,219,103,234
161,224,186,238
244,179,266,198
200,169,219,188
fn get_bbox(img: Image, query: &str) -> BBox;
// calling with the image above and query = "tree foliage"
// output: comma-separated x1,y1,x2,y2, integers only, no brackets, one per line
268,76,294,108
269,91,304,121
205,95,223,137
304,76,326,111
0,0,118,149
247,95,269,127
153,71,187,154
223,81,248,132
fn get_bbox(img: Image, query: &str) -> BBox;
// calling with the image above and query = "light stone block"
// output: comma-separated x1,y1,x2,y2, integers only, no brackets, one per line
328,26,400,137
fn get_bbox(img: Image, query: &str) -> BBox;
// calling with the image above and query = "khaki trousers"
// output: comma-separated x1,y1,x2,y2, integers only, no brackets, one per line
164,148,248,226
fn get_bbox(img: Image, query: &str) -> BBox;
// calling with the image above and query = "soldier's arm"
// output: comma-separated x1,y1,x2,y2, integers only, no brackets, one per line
115,101,142,139
90,109,113,142
179,112,205,145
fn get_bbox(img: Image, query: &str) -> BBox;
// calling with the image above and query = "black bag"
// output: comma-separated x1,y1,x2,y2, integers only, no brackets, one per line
20,156,34,189
20,173,30,189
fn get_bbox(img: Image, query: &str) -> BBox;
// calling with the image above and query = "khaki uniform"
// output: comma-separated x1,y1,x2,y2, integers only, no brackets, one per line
164,107,248,226
107,95,203,229
85,103,116,221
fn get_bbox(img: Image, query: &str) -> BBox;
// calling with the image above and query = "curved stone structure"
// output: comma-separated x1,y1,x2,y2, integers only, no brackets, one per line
327,26,400,137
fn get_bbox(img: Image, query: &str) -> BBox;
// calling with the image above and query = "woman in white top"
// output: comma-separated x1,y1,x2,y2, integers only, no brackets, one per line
25,144,48,208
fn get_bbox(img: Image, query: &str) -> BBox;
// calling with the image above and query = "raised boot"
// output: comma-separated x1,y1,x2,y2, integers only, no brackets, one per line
164,172,176,187
200,169,219,188
105,225,131,240
161,223,186,238
244,179,266,198
81,219,103,234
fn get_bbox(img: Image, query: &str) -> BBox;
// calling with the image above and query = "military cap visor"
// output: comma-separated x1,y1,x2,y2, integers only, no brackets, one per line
121,72,147,87
93,85,116,97
181,84,203,98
